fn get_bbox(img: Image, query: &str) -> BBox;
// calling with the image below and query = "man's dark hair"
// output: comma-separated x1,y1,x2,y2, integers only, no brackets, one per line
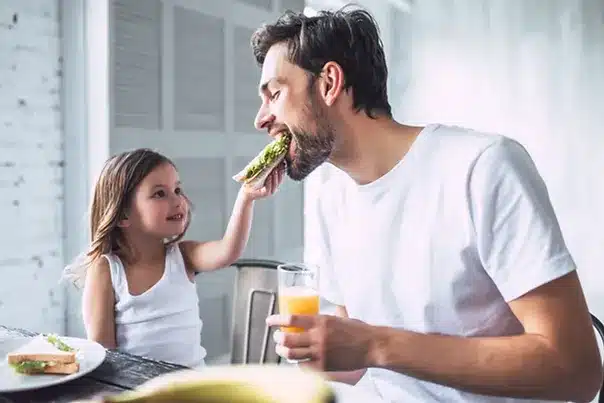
251,6,392,119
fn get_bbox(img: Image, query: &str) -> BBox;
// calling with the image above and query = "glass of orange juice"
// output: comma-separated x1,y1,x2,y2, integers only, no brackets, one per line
277,263,319,363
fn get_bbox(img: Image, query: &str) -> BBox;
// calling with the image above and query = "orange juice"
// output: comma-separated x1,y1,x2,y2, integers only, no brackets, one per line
278,286,320,333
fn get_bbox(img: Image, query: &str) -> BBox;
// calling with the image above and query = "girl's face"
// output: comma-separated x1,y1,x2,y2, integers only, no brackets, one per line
120,162,189,240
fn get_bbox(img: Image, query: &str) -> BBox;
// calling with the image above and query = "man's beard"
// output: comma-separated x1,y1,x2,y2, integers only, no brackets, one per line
285,101,335,181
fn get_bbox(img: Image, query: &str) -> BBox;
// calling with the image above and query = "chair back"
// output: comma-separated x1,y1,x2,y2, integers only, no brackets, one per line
230,259,283,364
591,313,604,403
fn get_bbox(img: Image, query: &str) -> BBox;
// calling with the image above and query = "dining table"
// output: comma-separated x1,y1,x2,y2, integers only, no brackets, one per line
0,325,188,403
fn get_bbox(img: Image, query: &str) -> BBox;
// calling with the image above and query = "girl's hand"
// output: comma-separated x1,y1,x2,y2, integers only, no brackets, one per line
243,163,285,200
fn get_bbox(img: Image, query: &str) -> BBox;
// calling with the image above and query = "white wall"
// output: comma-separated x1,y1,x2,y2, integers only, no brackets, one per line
0,0,65,333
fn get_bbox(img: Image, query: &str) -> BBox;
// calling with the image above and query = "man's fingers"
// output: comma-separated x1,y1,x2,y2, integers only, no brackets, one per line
273,329,312,347
275,345,314,361
266,314,315,329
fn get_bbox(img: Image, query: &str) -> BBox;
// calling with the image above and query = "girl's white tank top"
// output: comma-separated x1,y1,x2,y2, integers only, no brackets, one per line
104,243,206,369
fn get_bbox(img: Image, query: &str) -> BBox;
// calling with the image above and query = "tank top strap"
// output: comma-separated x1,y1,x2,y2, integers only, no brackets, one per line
165,243,192,282
102,253,127,297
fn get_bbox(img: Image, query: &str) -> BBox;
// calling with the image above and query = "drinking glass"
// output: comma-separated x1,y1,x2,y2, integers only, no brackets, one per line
277,263,320,363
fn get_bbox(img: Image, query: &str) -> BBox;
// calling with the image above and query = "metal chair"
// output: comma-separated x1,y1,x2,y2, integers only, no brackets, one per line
229,258,284,365
591,313,604,403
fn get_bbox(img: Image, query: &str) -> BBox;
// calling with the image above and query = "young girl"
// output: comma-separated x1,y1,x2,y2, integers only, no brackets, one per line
62,148,283,369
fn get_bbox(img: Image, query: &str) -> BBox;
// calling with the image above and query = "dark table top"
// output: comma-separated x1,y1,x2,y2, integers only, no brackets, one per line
0,325,188,403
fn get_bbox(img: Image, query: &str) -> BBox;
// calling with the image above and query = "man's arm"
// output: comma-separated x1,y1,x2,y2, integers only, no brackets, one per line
366,270,602,403
323,305,366,385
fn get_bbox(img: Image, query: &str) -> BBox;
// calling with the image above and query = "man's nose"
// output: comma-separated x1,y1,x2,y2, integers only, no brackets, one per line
254,104,275,131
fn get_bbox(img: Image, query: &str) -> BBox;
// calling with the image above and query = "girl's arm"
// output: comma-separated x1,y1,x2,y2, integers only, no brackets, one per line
82,257,117,349
180,167,283,272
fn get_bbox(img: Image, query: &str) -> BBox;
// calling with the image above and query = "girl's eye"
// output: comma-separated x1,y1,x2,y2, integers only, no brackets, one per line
153,190,166,198
175,187,182,195
270,91,280,101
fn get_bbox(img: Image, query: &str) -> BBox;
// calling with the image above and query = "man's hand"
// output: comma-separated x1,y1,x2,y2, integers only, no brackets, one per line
266,314,374,371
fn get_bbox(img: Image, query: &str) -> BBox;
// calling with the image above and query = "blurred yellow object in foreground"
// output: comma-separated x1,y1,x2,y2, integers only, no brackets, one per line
74,365,335,403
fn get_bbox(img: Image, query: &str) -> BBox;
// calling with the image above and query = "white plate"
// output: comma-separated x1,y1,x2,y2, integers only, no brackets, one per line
0,336,107,393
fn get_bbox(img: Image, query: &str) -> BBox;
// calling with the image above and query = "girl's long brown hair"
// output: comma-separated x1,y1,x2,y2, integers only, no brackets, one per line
63,148,191,288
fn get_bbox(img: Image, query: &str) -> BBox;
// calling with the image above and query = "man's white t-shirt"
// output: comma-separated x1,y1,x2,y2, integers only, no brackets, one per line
306,124,576,402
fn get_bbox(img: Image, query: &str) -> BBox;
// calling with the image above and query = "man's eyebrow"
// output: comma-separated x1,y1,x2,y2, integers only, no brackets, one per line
259,79,273,95
258,77,286,95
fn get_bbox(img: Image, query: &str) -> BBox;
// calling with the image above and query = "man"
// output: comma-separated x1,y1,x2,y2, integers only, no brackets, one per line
251,6,602,403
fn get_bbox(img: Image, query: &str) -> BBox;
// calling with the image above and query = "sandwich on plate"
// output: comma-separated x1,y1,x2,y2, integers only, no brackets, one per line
233,131,291,190
6,334,80,375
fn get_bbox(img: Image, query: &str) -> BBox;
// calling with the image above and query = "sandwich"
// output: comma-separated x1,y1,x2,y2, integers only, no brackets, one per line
233,132,291,190
6,334,80,375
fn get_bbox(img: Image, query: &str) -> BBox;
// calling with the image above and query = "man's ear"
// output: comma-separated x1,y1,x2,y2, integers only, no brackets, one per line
318,61,345,107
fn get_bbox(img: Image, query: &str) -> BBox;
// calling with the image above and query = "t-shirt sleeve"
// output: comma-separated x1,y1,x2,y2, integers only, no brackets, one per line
470,137,577,302
303,188,345,307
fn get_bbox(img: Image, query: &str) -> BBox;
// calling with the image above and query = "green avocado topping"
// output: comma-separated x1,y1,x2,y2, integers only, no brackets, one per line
243,133,291,181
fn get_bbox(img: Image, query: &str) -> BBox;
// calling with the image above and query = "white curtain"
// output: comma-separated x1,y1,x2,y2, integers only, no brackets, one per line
305,0,604,318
